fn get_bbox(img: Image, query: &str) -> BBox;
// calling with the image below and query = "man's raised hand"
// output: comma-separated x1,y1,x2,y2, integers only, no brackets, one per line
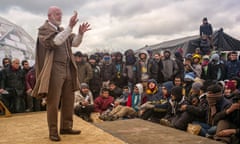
69,11,79,29
79,22,91,35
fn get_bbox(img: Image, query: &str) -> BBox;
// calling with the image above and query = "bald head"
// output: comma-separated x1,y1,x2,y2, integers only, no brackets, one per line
48,6,62,26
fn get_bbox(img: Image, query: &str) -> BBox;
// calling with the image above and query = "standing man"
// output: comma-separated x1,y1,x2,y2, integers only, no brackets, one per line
200,17,213,47
32,6,91,141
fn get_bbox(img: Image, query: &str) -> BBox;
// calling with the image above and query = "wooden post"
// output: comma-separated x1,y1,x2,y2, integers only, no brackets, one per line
0,100,11,117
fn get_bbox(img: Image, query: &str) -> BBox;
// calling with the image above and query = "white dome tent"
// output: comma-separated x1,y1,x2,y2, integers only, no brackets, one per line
0,16,35,67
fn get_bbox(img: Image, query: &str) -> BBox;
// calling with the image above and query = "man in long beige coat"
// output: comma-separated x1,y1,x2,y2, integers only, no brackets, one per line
32,6,90,141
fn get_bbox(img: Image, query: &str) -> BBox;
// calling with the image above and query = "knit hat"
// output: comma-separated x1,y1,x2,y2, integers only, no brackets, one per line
210,53,220,62
89,55,96,60
171,86,183,102
202,55,210,60
162,81,174,94
147,79,158,85
225,81,236,91
191,82,203,92
80,83,89,89
185,53,192,59
74,51,83,57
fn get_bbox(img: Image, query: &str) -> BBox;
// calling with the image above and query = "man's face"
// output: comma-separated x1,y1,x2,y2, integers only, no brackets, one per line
3,59,10,67
89,59,96,65
133,87,139,94
102,91,109,98
74,56,82,63
164,52,170,58
109,84,116,91
174,78,182,86
81,87,89,94
230,53,238,61
23,62,30,70
203,20,207,24
49,8,62,26
162,86,168,95
154,54,160,60
12,60,20,69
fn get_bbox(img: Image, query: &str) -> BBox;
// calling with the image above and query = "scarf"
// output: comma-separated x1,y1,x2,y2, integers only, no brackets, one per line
207,92,222,125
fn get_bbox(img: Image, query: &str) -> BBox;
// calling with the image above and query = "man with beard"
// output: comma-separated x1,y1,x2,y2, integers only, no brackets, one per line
148,52,163,84
32,6,91,141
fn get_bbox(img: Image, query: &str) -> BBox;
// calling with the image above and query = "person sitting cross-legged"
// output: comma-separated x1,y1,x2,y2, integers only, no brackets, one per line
74,83,94,122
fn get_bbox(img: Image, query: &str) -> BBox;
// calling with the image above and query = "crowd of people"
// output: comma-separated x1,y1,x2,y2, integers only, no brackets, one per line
0,17,239,143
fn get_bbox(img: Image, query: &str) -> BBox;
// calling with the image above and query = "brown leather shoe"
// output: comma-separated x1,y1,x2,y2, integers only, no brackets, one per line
49,134,61,141
60,129,81,135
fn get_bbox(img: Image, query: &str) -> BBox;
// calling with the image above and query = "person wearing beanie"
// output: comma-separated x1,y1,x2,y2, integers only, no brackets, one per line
139,79,163,120
189,82,203,98
74,83,94,122
193,84,231,137
160,86,190,130
207,53,226,81
223,80,239,101
214,92,240,144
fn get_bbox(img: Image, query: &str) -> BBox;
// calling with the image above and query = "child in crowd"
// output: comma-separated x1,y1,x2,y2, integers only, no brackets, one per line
99,83,143,121
94,88,114,115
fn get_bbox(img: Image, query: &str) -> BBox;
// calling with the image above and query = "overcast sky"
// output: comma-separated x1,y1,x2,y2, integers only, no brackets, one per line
0,0,239,53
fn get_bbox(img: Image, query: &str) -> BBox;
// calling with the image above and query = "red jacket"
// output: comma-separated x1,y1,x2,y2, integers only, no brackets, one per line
94,95,114,113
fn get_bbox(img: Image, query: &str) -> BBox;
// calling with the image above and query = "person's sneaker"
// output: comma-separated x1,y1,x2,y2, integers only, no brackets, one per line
205,133,214,139
25,108,33,112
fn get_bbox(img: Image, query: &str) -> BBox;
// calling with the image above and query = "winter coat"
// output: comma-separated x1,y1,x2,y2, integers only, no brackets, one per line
25,68,36,90
74,91,94,108
225,60,240,79
1,66,25,96
126,83,143,111
89,65,102,97
200,23,213,36
161,58,179,82
185,94,209,123
148,59,163,83
32,21,79,98
135,50,149,83
207,62,226,81
101,63,116,81
113,61,128,88
76,61,93,84
94,95,114,114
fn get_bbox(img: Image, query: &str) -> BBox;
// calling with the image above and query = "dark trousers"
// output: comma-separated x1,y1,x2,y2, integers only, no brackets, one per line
74,105,94,117
0,93,25,113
